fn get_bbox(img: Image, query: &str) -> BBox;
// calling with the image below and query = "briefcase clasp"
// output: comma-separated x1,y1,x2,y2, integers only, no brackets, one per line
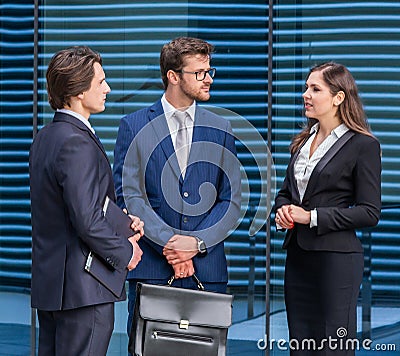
179,319,189,329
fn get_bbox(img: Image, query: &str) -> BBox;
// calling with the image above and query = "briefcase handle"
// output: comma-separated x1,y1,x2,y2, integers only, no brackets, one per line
167,274,205,291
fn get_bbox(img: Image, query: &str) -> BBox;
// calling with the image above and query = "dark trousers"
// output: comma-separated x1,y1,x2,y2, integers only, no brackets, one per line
285,238,364,356
127,277,227,356
37,302,114,356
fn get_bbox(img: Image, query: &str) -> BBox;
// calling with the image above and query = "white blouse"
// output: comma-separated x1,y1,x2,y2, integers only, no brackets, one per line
293,122,349,227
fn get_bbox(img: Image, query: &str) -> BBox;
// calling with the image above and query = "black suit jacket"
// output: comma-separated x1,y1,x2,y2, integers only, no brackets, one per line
274,131,381,252
29,112,133,311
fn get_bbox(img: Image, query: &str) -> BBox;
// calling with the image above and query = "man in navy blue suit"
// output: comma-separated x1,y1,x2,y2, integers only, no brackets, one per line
29,46,143,356
113,37,241,345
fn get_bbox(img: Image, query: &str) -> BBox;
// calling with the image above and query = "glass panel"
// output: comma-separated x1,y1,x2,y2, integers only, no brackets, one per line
0,0,35,354
271,0,400,354
5,1,395,355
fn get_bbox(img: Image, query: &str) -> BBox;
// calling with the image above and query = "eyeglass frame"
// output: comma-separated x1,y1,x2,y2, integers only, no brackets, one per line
174,68,216,81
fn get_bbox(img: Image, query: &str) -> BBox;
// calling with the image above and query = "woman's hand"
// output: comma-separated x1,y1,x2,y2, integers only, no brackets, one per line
275,204,311,228
275,205,294,229
288,204,311,225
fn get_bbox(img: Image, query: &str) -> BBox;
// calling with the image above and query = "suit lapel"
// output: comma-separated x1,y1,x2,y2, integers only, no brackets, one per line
288,135,312,204
184,107,206,180
88,130,109,160
302,130,355,202
148,101,182,181
185,106,219,182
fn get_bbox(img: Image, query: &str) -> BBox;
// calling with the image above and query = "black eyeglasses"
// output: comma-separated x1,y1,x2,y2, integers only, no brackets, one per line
174,68,216,81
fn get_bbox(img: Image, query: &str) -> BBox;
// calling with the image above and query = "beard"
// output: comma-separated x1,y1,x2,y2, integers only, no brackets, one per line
179,79,211,102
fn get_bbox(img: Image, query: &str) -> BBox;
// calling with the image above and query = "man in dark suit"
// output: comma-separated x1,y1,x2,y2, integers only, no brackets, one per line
29,46,143,356
113,37,241,345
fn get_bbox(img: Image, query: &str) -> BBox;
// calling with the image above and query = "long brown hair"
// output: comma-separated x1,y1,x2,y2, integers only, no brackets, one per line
290,62,372,153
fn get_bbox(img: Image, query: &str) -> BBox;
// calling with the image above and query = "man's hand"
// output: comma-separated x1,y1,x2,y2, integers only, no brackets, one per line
163,234,198,264
127,234,143,270
172,259,195,279
123,210,144,238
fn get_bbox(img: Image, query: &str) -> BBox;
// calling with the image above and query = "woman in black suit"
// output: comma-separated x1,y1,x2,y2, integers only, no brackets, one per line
274,62,381,355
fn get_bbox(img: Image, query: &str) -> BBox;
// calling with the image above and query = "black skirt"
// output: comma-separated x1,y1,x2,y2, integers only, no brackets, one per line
284,237,364,355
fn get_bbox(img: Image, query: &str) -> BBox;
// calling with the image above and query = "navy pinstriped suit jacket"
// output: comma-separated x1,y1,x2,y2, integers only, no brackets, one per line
113,100,241,283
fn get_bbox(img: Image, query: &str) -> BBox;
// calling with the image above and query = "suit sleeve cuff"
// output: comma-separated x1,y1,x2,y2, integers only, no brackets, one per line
126,243,134,268
310,208,318,228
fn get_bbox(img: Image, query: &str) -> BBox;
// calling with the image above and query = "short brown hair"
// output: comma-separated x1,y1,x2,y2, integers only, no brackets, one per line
160,37,214,89
46,46,102,110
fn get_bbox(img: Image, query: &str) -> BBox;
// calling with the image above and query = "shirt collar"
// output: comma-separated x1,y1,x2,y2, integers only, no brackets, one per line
57,108,95,134
333,123,350,138
310,122,349,139
161,94,196,123
310,123,319,135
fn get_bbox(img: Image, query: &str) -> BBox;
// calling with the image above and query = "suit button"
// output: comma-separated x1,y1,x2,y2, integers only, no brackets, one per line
183,217,188,223
183,191,189,198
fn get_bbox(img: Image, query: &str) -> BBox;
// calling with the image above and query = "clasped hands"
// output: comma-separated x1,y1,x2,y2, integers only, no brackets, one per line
163,234,198,279
275,204,311,229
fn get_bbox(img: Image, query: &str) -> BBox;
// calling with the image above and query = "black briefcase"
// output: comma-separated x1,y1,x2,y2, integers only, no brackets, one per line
128,276,233,356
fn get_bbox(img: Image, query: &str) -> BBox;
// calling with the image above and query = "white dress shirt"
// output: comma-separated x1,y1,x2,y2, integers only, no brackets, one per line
161,94,195,151
57,108,96,135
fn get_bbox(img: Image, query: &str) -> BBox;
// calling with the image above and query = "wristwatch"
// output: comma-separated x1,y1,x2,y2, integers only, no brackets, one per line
196,237,207,256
